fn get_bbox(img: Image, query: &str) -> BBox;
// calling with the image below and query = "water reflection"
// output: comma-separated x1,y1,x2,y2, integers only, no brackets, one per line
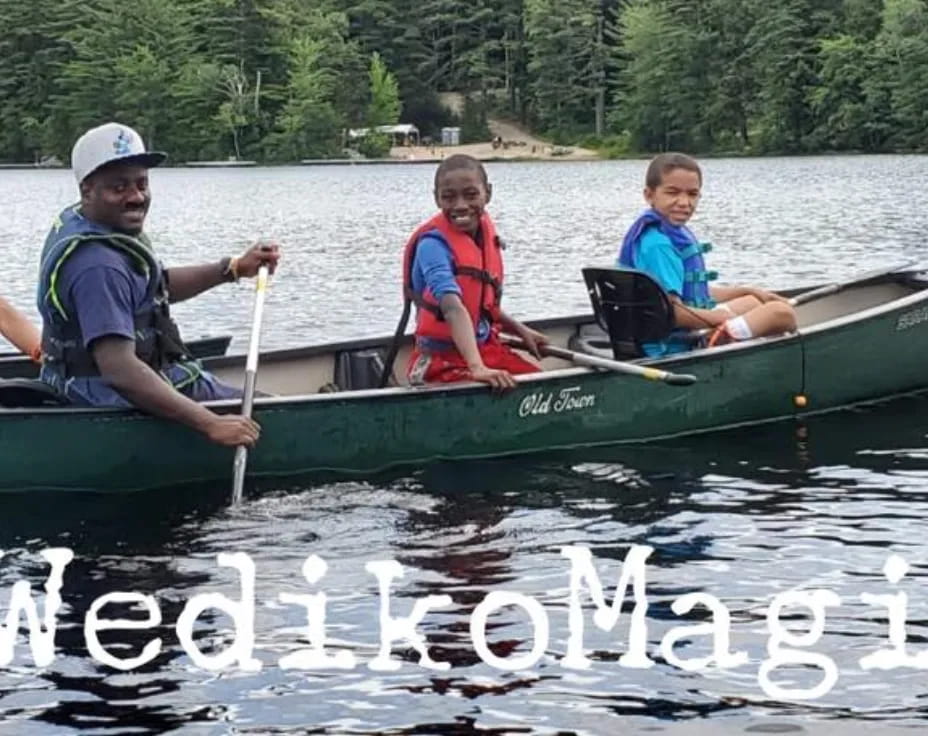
0,490,233,734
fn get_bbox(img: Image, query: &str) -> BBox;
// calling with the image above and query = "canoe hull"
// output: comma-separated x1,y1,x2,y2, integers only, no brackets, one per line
801,298,928,408
3,276,928,492
0,334,805,492
0,346,800,490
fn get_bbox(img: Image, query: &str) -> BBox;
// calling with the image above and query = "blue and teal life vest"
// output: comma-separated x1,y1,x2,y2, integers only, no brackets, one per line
36,205,200,403
617,209,717,308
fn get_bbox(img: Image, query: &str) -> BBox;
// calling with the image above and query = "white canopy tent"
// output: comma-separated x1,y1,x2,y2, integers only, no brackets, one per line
347,124,420,146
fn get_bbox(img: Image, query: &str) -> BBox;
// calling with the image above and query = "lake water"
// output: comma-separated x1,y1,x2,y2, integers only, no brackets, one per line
0,157,927,734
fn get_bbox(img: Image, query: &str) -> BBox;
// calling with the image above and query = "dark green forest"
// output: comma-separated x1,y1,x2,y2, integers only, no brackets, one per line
0,0,925,163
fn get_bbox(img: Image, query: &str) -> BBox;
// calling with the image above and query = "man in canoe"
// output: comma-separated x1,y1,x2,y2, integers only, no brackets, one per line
404,154,547,390
0,296,41,362
35,122,279,448
617,152,797,356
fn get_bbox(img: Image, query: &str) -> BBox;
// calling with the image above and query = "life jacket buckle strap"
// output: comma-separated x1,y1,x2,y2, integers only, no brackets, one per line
453,265,502,298
412,293,445,320
684,270,719,283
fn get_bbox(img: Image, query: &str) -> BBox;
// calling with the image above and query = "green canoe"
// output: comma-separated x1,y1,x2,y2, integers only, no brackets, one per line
2,268,927,493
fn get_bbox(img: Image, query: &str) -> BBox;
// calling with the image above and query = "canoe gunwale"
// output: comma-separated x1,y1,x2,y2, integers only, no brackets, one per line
201,312,597,369
0,334,234,381
0,364,618,416
795,277,928,337
2,271,927,419
0,334,233,362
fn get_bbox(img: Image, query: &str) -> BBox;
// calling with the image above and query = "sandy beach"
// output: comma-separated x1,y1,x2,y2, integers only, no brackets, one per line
389,116,600,163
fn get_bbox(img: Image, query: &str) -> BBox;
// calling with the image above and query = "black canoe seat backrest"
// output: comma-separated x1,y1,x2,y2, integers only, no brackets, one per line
581,267,676,359
334,348,387,391
0,379,69,408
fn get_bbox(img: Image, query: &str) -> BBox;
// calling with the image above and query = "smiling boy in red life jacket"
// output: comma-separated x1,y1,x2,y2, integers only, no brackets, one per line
403,155,547,391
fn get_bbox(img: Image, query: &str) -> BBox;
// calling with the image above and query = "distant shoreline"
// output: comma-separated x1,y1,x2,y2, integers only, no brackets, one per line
0,156,603,171
3,149,926,171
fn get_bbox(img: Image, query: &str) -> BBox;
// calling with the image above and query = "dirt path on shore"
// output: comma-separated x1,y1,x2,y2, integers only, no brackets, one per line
390,108,599,162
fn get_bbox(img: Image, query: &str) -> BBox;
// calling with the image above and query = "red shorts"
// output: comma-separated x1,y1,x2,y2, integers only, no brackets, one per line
407,336,540,384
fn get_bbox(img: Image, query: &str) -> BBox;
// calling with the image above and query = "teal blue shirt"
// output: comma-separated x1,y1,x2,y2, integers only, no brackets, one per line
629,227,714,357
634,228,685,300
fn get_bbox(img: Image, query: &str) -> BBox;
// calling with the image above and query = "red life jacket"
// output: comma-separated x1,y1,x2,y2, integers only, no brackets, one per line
402,212,504,342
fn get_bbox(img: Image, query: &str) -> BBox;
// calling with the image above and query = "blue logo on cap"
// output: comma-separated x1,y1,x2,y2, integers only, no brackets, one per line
113,129,132,155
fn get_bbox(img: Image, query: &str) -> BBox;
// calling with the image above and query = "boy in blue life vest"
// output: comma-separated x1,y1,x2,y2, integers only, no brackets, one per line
403,154,547,391
36,122,280,448
617,152,797,356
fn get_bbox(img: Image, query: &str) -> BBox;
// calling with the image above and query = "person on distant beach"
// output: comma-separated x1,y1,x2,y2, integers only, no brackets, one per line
617,152,796,356
403,154,547,390
36,121,280,447
0,296,41,361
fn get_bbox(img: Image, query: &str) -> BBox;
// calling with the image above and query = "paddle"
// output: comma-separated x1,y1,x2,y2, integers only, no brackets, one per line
787,261,918,306
502,335,698,386
231,264,270,505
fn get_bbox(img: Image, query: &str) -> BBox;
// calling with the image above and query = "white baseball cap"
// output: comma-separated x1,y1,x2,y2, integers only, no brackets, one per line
71,122,167,184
